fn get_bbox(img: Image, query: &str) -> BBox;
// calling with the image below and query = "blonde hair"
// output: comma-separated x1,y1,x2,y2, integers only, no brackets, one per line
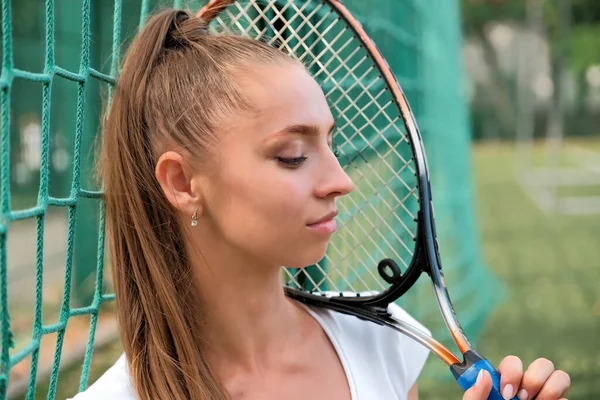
98,9,295,399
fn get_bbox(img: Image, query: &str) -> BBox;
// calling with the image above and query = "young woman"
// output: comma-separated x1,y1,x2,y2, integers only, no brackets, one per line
71,9,570,400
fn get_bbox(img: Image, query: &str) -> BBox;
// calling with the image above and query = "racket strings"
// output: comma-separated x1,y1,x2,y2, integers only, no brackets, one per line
211,0,420,294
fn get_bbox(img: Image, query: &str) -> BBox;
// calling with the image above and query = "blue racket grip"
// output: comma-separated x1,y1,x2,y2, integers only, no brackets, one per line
451,350,518,400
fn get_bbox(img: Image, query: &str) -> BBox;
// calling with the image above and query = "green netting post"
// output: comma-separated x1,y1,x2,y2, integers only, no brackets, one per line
70,1,112,308
0,0,14,394
78,0,122,393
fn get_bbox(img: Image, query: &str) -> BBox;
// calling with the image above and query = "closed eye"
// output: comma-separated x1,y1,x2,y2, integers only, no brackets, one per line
277,156,308,166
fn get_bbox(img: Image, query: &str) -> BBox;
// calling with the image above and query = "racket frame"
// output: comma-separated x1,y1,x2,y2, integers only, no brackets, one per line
198,0,473,368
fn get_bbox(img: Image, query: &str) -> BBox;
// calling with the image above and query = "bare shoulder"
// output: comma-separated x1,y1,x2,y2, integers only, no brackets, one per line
67,354,138,400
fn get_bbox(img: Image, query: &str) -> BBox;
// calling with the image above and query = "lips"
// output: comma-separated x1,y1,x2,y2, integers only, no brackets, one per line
307,210,338,235
307,210,338,226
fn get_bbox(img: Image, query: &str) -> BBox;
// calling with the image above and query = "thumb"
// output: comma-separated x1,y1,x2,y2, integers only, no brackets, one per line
463,370,493,400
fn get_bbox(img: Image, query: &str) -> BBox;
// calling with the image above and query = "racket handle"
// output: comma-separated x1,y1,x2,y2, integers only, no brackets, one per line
450,350,518,400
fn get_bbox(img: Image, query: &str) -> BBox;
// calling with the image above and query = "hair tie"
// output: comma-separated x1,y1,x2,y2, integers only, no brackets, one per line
165,10,209,50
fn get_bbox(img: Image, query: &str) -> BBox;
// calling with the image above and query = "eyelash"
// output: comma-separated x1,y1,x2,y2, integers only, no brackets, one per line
276,147,340,167
277,156,308,166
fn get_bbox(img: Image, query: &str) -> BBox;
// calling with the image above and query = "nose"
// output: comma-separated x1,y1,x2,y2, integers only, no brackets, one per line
313,152,355,199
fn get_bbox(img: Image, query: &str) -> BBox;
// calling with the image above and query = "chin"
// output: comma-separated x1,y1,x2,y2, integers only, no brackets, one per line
281,243,329,269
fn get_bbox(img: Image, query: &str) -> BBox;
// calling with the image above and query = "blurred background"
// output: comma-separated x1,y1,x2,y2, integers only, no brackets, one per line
418,0,600,397
1,0,598,399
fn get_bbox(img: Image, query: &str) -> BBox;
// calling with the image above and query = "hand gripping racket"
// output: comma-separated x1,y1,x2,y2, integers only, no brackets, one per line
198,1,515,398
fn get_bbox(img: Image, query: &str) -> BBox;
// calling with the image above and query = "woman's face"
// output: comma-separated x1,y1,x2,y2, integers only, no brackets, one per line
198,62,354,268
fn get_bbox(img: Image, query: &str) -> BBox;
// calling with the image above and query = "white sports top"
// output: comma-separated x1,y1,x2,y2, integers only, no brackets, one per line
69,303,430,400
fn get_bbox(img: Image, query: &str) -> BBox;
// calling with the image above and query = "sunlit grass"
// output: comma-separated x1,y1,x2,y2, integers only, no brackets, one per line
418,140,600,399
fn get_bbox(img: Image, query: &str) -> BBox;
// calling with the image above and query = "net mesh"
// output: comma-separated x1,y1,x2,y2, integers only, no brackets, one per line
1,0,501,398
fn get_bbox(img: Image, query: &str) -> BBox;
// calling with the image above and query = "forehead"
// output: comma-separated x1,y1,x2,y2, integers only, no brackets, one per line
236,63,333,134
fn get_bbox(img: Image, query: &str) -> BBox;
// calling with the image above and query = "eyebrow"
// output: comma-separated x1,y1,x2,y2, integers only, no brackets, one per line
275,123,336,138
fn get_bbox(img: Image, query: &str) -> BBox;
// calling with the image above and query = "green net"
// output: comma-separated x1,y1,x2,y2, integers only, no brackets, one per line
1,0,502,398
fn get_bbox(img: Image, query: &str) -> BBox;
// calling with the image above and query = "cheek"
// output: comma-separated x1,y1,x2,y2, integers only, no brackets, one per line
227,164,308,221
207,160,318,263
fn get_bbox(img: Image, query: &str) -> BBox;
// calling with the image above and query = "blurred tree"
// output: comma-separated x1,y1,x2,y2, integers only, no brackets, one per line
461,0,525,36
461,0,526,139
543,0,600,74
567,0,600,23
463,0,600,34
461,0,600,139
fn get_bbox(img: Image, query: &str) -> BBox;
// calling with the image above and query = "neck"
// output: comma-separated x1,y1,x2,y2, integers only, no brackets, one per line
188,238,313,376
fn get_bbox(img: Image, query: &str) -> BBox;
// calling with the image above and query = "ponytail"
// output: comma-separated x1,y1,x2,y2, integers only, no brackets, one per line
101,9,227,400
99,8,297,399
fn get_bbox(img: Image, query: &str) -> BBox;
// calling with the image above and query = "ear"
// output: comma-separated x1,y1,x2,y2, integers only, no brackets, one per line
155,151,204,216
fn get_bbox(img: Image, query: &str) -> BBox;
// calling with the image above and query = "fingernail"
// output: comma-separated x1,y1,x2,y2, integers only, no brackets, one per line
517,389,529,400
502,384,514,399
476,370,485,385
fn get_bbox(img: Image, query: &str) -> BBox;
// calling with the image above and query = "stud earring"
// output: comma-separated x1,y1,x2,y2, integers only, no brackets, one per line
191,209,198,227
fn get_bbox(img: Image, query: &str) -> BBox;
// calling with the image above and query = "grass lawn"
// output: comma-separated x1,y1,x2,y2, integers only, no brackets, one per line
24,140,600,399
418,140,600,399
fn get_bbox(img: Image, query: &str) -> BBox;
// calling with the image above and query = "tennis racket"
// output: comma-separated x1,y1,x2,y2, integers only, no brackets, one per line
198,1,514,399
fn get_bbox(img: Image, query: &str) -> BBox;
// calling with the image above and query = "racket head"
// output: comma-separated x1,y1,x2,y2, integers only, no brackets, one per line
198,0,437,306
